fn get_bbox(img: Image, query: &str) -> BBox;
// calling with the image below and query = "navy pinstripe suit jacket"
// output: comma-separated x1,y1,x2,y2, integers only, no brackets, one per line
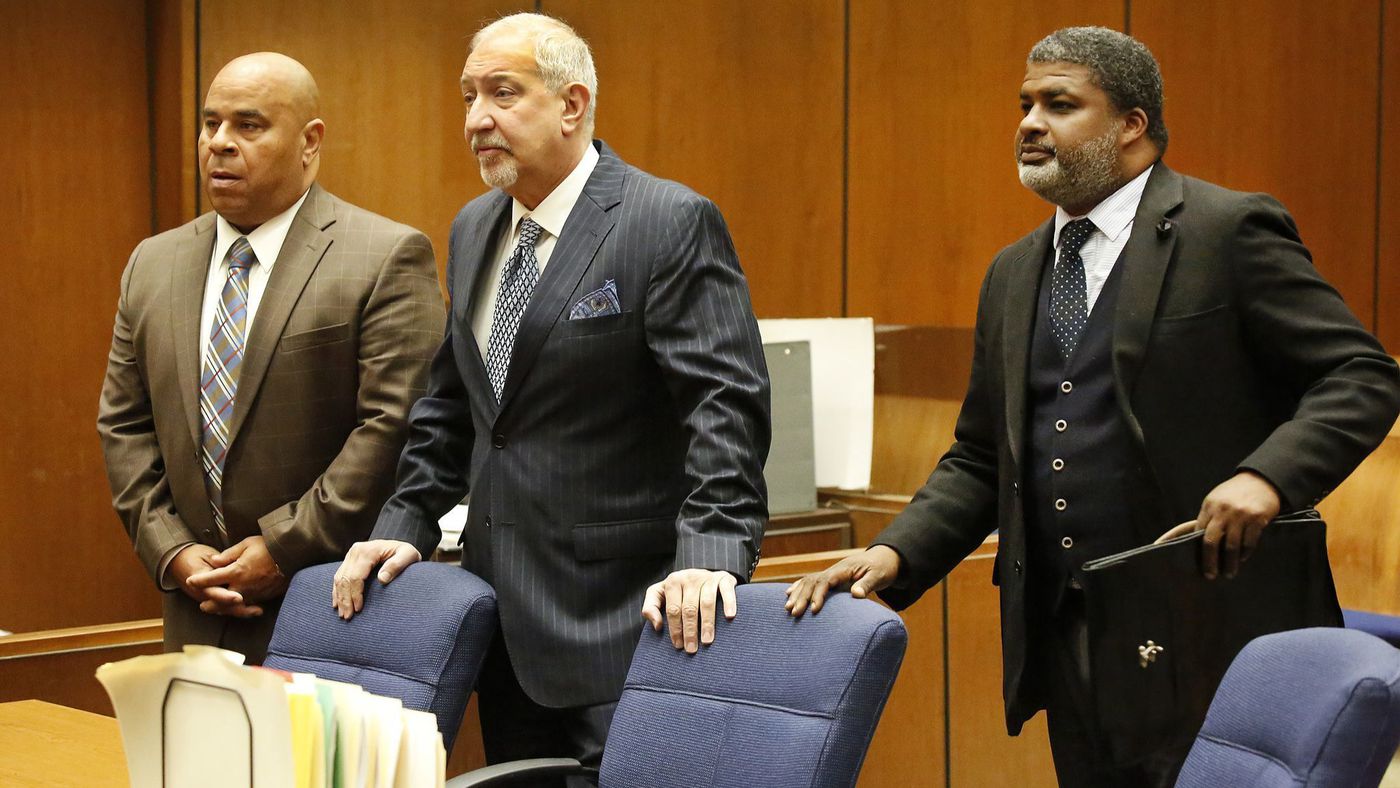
373,141,771,708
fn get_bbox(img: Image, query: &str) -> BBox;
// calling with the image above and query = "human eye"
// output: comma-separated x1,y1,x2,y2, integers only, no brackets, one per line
1019,101,1032,115
463,92,476,105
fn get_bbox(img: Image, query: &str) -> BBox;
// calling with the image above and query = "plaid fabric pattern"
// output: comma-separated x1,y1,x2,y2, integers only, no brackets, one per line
485,218,543,401
199,236,255,537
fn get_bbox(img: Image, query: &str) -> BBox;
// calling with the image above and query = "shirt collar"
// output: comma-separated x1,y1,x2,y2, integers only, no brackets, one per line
1052,164,1154,247
212,187,312,271
509,143,599,241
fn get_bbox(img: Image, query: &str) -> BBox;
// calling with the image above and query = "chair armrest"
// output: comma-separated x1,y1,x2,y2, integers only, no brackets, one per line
445,758,595,787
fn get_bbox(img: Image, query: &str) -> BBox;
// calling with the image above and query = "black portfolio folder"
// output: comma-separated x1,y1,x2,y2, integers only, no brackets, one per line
1078,510,1343,765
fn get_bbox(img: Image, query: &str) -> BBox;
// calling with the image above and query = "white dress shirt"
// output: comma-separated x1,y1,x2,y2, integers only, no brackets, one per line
199,188,311,362
471,143,600,359
1051,165,1154,314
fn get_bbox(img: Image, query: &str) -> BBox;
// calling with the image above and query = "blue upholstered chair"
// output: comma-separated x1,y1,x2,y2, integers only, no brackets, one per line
448,582,907,787
264,560,497,751
1175,627,1400,787
1345,608,1400,649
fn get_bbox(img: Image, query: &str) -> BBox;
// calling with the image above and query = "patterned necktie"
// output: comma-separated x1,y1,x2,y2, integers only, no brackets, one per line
485,218,543,402
200,236,256,537
1050,218,1095,360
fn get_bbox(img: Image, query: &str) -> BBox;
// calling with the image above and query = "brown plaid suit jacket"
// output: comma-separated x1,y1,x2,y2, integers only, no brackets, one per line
98,184,445,661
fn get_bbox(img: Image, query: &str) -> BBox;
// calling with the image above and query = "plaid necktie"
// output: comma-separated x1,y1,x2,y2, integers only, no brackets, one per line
200,236,255,538
1050,218,1095,360
485,218,543,402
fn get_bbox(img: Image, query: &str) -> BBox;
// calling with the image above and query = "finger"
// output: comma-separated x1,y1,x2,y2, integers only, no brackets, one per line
665,577,684,649
1154,520,1199,544
681,578,701,654
199,599,264,618
1221,518,1245,578
641,583,664,630
698,576,719,646
1201,514,1224,580
186,565,239,588
810,573,835,614
201,585,245,606
851,565,886,599
786,578,813,616
377,545,419,584
1240,520,1266,562
334,575,361,620
720,573,738,619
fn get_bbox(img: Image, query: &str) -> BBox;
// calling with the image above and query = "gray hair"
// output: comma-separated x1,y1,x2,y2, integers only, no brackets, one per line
1028,26,1168,153
472,13,597,130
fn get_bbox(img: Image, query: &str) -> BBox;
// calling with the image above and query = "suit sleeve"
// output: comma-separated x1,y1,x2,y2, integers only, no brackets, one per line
872,261,1004,610
1228,194,1400,509
644,196,771,581
257,230,447,575
370,218,478,561
97,241,199,587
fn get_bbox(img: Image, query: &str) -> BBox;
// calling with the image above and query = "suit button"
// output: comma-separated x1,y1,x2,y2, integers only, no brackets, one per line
1052,458,1065,471
1011,481,1020,495
1054,498,1067,512
1061,536,1074,549
485,515,492,528
1060,381,1073,394
1055,419,1068,432
492,434,506,448
1013,560,1023,574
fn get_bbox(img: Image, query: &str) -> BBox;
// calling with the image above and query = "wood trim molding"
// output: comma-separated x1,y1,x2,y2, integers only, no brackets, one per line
0,620,162,661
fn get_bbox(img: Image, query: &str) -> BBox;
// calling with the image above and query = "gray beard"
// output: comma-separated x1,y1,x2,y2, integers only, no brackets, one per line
1017,127,1122,210
480,157,519,190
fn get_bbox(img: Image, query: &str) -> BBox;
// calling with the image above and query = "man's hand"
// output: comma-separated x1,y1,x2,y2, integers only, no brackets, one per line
165,543,253,613
784,545,901,617
186,536,287,617
641,569,738,653
332,540,422,620
1153,471,1281,580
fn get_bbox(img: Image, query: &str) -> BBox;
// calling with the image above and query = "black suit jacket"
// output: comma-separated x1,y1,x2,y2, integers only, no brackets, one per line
374,141,771,708
874,164,1400,732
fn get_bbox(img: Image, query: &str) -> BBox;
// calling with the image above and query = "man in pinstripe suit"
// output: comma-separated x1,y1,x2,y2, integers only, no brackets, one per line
98,53,445,665
334,13,770,777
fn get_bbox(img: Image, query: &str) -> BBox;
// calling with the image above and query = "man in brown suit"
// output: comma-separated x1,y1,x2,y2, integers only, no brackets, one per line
98,53,444,663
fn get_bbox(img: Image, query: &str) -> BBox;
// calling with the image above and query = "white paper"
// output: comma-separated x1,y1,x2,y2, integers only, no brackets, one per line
392,708,444,788
758,318,875,489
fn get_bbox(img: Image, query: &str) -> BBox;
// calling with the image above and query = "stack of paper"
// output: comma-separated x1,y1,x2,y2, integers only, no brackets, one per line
97,646,445,788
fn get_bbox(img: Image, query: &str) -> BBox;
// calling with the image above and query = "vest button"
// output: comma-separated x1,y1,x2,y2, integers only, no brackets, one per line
1052,458,1065,471
1055,419,1068,433
1060,381,1073,394
1054,498,1067,512
492,434,507,448
1061,536,1074,548
1013,560,1023,574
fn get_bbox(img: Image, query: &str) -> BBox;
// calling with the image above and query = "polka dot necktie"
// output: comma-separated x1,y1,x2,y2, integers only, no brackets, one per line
1050,218,1095,360
199,236,255,539
485,218,543,402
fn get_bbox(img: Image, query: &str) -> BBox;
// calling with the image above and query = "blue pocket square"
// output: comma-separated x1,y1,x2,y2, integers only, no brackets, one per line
569,279,622,320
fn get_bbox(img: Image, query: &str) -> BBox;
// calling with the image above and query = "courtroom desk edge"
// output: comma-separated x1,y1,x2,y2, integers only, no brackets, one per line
0,619,162,660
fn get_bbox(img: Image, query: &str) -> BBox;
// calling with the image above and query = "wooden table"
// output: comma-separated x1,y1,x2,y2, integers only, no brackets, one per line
0,700,127,786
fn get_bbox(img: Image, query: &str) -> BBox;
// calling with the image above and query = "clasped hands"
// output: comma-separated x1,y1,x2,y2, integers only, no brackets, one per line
169,536,287,617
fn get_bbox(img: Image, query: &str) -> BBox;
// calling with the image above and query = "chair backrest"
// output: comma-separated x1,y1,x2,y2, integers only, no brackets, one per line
599,583,907,788
1176,627,1400,788
1345,608,1400,648
264,561,496,751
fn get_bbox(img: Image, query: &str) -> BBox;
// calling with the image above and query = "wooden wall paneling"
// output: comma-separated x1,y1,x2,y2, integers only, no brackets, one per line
0,0,163,632
1132,1,1381,328
1318,432,1400,616
197,0,534,281
945,543,1056,786
542,0,845,319
149,0,197,231
846,0,1124,327
1380,1,1400,351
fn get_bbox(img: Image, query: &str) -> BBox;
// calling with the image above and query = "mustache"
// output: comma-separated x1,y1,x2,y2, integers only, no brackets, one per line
1018,140,1055,155
471,133,512,153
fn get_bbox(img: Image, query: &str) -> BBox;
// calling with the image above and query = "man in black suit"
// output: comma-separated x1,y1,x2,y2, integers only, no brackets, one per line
332,12,770,779
787,26,1400,786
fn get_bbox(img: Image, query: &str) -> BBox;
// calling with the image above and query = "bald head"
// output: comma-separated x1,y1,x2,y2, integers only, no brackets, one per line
200,52,325,232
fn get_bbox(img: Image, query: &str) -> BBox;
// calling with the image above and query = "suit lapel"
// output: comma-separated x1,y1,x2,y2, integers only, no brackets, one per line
498,142,623,411
1111,164,1184,440
1003,220,1053,468
172,214,218,449
225,185,335,446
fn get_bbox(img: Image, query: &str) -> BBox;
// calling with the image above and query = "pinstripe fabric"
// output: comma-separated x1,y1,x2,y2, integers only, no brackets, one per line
98,184,446,661
373,141,771,708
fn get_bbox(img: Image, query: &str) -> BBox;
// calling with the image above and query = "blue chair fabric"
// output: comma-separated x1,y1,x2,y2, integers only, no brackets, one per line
598,582,907,788
1345,608,1400,648
1175,627,1400,788
265,561,497,751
